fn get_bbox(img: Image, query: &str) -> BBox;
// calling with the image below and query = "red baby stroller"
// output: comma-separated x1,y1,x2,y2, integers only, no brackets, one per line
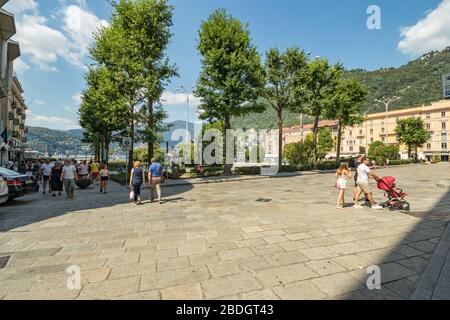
377,176,410,211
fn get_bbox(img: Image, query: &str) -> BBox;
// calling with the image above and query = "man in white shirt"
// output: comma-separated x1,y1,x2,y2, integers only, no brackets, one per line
354,156,382,210
61,160,78,198
40,159,54,195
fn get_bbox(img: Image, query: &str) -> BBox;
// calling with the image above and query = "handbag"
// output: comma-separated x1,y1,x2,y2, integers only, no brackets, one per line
129,190,135,201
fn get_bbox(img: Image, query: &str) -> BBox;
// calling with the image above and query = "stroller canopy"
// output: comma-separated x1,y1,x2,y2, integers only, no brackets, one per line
377,176,396,191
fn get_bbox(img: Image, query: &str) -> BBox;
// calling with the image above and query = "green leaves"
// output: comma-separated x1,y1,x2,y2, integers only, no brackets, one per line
196,9,265,123
395,117,429,158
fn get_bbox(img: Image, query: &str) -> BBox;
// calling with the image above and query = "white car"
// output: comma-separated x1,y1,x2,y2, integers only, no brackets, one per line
0,176,8,205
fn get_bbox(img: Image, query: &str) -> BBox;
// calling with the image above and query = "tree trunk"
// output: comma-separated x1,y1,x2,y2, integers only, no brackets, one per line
128,104,135,174
224,114,232,176
100,142,105,164
312,114,320,169
277,109,283,168
407,145,411,160
104,131,111,164
335,123,342,168
415,146,418,162
147,99,154,165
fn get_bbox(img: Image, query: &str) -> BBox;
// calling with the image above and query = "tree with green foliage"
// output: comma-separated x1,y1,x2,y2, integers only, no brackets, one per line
368,141,384,157
283,141,313,166
109,0,177,164
395,118,429,160
262,47,308,167
87,0,177,172
305,131,333,162
326,78,367,166
195,9,265,174
133,145,165,163
302,58,343,168
79,66,129,163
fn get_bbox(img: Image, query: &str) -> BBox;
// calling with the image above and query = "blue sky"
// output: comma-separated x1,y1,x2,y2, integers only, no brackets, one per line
6,0,450,130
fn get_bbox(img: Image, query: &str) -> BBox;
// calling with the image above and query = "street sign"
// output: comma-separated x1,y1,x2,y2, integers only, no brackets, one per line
443,73,450,99
122,137,132,150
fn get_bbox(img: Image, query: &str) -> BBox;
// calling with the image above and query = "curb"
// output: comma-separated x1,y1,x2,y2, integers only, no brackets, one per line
411,221,450,300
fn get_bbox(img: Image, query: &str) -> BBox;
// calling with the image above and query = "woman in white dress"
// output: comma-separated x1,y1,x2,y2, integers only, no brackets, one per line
335,163,352,210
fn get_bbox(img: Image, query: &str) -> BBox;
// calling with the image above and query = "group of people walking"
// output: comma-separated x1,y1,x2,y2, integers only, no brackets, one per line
35,159,110,199
335,155,382,210
130,158,164,205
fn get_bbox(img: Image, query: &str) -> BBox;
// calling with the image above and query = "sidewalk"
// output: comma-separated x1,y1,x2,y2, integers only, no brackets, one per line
412,222,450,300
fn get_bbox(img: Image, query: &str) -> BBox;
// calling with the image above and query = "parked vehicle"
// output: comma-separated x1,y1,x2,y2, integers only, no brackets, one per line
0,168,39,201
0,176,8,205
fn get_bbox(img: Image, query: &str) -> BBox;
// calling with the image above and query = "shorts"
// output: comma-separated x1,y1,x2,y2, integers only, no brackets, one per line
92,172,99,178
357,181,372,194
101,176,109,182
43,175,50,182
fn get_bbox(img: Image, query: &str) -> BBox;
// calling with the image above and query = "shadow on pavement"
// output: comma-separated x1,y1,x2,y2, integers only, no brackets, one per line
345,178,450,300
0,181,194,232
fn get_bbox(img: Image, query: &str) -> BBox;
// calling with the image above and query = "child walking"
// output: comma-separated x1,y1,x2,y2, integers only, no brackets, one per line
99,164,110,194
336,163,352,210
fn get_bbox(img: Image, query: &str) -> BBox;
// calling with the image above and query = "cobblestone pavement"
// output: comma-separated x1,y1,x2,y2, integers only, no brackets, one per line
0,163,449,300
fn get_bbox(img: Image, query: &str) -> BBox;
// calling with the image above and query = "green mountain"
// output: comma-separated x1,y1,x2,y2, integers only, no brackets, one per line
232,48,450,129
26,126,87,156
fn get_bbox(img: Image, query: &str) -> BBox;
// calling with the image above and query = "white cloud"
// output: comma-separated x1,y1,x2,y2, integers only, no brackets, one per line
161,91,202,106
14,14,74,72
34,99,46,106
4,0,38,14
14,57,30,73
9,1,108,71
398,0,450,56
26,111,81,130
62,5,109,58
72,92,82,105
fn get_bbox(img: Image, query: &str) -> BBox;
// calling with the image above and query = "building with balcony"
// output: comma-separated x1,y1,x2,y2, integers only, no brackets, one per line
274,99,450,162
0,0,24,166
338,99,450,161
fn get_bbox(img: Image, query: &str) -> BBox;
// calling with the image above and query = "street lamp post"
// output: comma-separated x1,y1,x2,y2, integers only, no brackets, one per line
176,86,194,145
375,96,399,145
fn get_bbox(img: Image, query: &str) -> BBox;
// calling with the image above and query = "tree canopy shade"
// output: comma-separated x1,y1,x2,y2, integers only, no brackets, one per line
301,58,344,168
326,78,367,166
395,117,429,159
79,66,130,163
82,0,177,170
195,9,265,174
262,47,309,167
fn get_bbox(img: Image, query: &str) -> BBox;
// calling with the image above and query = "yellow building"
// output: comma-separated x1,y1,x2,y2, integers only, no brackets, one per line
273,99,450,162
339,99,450,161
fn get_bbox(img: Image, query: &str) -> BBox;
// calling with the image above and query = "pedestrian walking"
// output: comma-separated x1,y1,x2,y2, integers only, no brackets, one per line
99,164,110,194
40,159,53,195
148,158,164,204
61,160,78,199
130,161,145,205
335,163,352,210
354,156,382,210
78,160,89,180
50,161,63,197
90,160,100,184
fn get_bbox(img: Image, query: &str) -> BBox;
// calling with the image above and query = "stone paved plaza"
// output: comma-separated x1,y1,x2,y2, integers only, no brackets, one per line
0,163,449,300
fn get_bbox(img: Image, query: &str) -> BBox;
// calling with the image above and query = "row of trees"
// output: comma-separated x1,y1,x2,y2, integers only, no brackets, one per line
79,0,177,170
79,3,372,172
195,9,368,172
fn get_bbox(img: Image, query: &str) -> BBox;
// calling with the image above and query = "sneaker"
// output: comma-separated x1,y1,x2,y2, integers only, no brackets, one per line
372,205,383,210
336,206,344,210
354,204,364,209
